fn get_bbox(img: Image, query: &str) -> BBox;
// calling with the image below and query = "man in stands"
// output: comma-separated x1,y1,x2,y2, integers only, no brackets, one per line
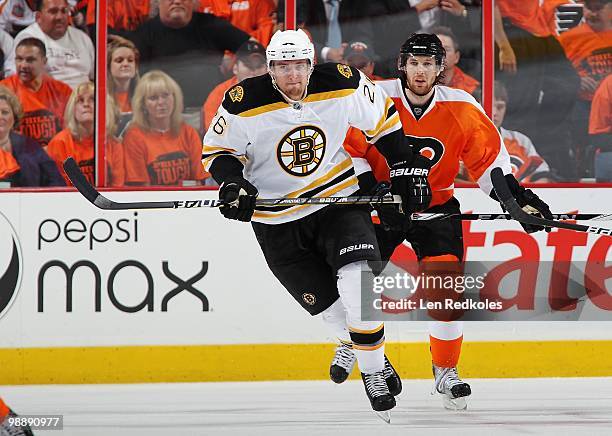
7,0,94,89
124,0,250,109
0,37,72,147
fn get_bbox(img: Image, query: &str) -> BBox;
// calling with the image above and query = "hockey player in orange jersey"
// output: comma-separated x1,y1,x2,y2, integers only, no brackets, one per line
339,33,553,410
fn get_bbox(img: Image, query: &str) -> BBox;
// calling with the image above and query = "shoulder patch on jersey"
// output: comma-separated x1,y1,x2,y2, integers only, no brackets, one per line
337,64,353,79
228,85,244,103
222,74,287,116
308,63,361,95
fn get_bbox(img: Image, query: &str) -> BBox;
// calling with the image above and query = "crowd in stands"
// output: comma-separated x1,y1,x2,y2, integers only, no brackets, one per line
0,0,608,187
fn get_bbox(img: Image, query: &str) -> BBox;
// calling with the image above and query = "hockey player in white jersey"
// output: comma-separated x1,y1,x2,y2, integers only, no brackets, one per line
202,29,433,422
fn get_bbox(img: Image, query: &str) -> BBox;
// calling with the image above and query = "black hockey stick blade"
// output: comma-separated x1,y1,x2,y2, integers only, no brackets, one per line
490,167,612,236
64,157,176,210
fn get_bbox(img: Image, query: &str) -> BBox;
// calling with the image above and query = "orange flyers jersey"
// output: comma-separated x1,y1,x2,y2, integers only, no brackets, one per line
106,136,125,187
202,76,237,132
345,80,511,207
0,75,72,147
558,24,612,100
198,0,276,45
447,66,480,95
46,129,95,186
500,127,550,182
123,123,206,186
87,0,149,31
589,74,612,135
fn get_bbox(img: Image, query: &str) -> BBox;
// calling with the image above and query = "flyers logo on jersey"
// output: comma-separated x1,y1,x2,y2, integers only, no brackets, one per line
406,135,445,167
277,125,326,177
337,64,353,79
228,86,244,103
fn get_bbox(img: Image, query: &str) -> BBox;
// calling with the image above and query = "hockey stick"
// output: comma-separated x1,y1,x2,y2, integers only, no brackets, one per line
63,157,401,210
410,212,612,221
491,167,612,235
65,158,612,222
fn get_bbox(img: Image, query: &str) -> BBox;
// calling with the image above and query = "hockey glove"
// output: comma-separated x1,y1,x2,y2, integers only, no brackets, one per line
492,173,553,233
389,154,432,214
219,176,258,222
370,181,410,232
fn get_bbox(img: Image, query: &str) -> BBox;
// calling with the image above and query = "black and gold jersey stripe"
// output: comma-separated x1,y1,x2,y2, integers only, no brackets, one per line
253,157,358,219
364,97,401,141
222,63,362,118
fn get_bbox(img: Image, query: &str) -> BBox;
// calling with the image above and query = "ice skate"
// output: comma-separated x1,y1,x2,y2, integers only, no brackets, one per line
329,343,356,383
361,370,396,423
383,355,402,396
0,409,34,436
432,364,471,410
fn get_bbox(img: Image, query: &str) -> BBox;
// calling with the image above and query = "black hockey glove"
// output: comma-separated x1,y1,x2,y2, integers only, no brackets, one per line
491,173,553,233
370,181,410,232
219,176,258,222
389,154,432,214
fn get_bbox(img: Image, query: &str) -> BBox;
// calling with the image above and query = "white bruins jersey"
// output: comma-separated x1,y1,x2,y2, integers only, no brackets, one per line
202,63,401,224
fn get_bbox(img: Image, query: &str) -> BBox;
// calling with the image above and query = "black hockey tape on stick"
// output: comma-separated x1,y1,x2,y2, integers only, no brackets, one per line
63,157,401,211
490,167,612,235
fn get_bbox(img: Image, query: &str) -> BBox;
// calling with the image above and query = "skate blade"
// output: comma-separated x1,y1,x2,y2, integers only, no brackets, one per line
442,395,467,411
374,410,391,424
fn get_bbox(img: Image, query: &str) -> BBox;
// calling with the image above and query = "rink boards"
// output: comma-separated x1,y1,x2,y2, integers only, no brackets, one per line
0,187,610,384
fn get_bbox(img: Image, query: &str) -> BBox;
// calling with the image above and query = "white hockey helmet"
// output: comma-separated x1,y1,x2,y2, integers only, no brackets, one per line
266,29,315,70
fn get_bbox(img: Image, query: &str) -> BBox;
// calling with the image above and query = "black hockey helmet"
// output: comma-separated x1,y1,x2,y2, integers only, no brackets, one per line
398,33,446,70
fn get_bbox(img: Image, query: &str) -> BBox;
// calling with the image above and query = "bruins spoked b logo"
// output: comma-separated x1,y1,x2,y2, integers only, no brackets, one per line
302,293,316,306
277,125,326,176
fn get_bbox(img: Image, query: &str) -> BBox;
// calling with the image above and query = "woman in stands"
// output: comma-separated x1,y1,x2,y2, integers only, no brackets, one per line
107,35,140,136
0,85,64,187
123,70,206,186
46,81,96,186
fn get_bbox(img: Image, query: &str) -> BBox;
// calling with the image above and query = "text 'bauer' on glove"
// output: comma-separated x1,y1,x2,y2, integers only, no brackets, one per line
389,154,433,214
491,172,554,233
218,176,259,222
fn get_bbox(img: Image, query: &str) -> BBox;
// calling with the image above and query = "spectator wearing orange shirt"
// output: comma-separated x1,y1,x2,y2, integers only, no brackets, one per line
201,39,266,133
558,0,611,177
198,0,276,45
495,0,580,179
433,26,479,95
124,70,207,186
590,73,612,182
0,84,64,186
558,0,611,100
107,35,139,135
0,37,72,147
46,81,96,185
